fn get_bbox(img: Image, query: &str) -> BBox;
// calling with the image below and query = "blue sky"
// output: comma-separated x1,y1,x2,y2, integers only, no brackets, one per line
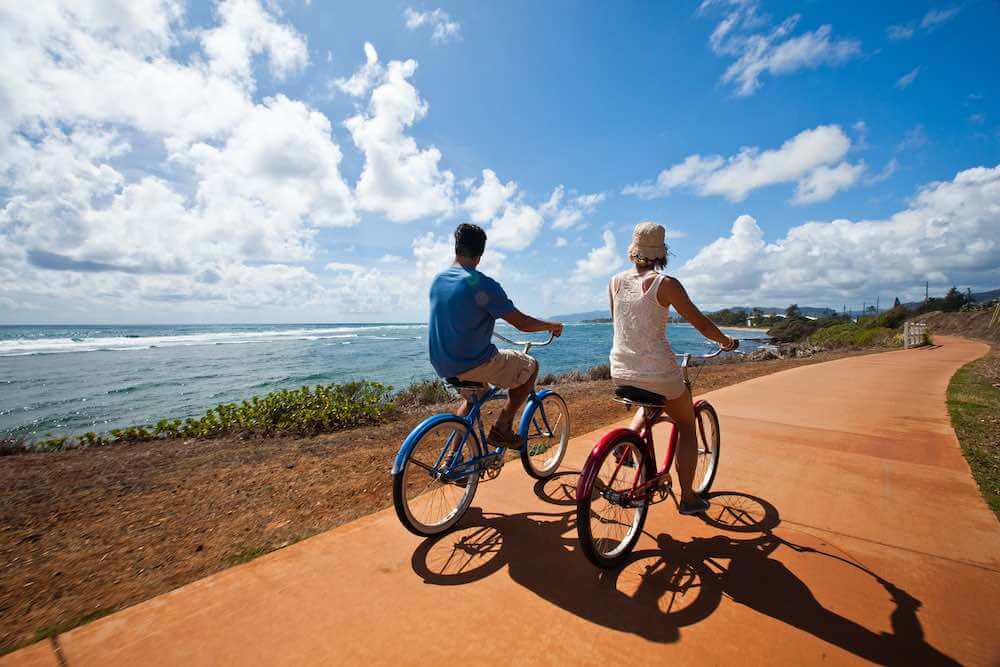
0,0,998,323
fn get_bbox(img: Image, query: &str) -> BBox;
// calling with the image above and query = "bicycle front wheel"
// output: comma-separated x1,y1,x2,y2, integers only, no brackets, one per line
393,419,480,537
520,392,570,479
577,432,649,568
693,402,720,495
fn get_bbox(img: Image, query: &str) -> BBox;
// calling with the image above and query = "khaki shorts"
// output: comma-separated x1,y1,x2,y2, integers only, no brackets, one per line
458,350,538,389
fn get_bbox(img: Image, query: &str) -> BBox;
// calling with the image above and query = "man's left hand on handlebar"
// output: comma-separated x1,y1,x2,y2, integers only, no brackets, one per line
549,322,564,338
721,337,739,352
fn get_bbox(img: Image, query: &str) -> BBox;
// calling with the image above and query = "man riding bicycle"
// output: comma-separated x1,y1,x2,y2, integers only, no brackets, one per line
428,223,563,449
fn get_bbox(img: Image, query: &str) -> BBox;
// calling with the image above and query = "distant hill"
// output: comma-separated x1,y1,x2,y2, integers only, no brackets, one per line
549,310,610,322
723,305,837,317
902,288,999,310
552,305,837,321
972,288,1000,302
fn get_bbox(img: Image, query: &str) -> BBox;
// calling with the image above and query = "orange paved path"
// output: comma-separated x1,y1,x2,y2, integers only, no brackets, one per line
4,337,998,666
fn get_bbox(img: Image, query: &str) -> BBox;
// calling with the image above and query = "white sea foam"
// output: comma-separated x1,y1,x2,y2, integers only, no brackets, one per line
0,325,427,356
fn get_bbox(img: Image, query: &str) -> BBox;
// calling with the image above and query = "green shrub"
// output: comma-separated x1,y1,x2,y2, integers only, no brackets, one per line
856,305,909,330
768,316,820,343
395,379,454,408
588,363,611,380
12,380,398,452
809,323,896,348
706,308,748,326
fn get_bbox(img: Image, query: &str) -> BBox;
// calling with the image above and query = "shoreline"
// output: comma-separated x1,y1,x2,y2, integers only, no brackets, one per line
0,348,876,653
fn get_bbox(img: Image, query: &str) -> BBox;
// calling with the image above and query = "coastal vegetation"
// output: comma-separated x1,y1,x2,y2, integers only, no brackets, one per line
3,380,411,454
766,302,928,347
947,350,1000,519
0,366,616,455
705,307,780,328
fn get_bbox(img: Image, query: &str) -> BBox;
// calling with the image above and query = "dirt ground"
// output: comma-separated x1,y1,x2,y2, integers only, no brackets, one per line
0,349,870,653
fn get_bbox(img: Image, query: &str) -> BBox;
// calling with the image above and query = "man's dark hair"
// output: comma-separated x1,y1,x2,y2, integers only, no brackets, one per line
454,223,487,258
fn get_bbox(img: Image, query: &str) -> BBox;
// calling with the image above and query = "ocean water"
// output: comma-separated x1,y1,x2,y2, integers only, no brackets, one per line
0,323,768,438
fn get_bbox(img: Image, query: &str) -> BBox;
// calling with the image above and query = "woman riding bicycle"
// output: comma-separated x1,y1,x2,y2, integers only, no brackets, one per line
609,222,738,516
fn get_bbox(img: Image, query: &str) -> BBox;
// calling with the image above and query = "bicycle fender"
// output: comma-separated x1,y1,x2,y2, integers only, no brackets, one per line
517,388,554,438
391,414,475,475
576,428,640,501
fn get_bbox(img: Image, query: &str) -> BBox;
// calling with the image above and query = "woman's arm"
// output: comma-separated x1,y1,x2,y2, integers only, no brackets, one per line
658,277,736,350
608,278,615,320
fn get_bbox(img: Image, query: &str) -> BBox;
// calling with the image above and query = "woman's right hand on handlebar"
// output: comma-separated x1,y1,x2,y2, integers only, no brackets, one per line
549,322,564,337
721,337,739,352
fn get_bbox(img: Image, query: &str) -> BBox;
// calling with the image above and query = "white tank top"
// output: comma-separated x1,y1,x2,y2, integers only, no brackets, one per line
609,270,681,383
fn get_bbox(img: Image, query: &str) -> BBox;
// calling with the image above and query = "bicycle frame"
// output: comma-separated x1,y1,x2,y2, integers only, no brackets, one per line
576,346,723,503
391,331,558,480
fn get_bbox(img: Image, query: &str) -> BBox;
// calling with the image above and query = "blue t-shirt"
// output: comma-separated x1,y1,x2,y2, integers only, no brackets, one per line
428,265,516,378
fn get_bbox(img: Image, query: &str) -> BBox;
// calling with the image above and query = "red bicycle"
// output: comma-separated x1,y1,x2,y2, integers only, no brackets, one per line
575,343,737,568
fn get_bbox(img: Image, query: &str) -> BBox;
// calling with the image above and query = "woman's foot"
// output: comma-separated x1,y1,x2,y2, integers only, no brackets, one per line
678,496,710,516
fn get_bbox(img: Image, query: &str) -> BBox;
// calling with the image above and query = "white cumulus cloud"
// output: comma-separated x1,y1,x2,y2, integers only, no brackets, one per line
0,0,361,315
200,0,310,82
404,8,461,44
344,57,456,222
540,185,606,230
333,42,383,98
572,231,623,283
487,204,544,252
677,165,1000,306
463,169,518,223
624,124,863,204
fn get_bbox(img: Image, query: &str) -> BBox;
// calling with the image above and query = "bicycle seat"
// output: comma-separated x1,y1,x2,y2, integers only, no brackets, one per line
445,377,487,389
614,385,665,406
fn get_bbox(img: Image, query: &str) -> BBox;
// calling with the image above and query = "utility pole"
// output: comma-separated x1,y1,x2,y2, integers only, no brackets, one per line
925,281,929,302
875,296,880,312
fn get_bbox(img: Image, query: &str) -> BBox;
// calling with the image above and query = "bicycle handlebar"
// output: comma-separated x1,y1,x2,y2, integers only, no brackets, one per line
676,337,758,364
492,330,556,352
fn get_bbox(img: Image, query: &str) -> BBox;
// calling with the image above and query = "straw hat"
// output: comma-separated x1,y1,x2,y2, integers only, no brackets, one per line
628,221,667,262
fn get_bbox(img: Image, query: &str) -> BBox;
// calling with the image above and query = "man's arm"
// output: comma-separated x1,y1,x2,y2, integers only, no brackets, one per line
658,277,735,350
502,309,564,337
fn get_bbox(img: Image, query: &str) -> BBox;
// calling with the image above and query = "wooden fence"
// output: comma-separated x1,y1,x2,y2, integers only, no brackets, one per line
903,321,928,348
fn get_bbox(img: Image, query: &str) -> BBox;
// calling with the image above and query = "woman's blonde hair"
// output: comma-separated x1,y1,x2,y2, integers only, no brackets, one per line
628,221,669,269
629,250,667,270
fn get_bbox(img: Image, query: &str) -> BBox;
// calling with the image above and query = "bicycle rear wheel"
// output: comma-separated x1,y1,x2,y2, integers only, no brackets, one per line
693,402,720,495
520,392,570,479
393,419,480,537
577,432,649,568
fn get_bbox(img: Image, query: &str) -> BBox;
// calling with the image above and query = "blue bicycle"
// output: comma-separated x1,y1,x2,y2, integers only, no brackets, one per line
392,332,570,536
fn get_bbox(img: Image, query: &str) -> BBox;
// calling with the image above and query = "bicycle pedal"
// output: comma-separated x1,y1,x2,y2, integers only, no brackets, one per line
654,479,673,502
479,456,504,480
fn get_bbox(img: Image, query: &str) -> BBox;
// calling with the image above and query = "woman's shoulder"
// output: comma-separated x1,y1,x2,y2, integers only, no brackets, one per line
658,274,683,289
609,269,632,287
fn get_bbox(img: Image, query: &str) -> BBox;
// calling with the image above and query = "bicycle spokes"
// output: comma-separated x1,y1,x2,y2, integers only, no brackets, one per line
399,422,479,533
587,440,647,558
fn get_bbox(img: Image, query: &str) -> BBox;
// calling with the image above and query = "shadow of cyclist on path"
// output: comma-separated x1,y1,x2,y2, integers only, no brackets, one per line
409,480,958,664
